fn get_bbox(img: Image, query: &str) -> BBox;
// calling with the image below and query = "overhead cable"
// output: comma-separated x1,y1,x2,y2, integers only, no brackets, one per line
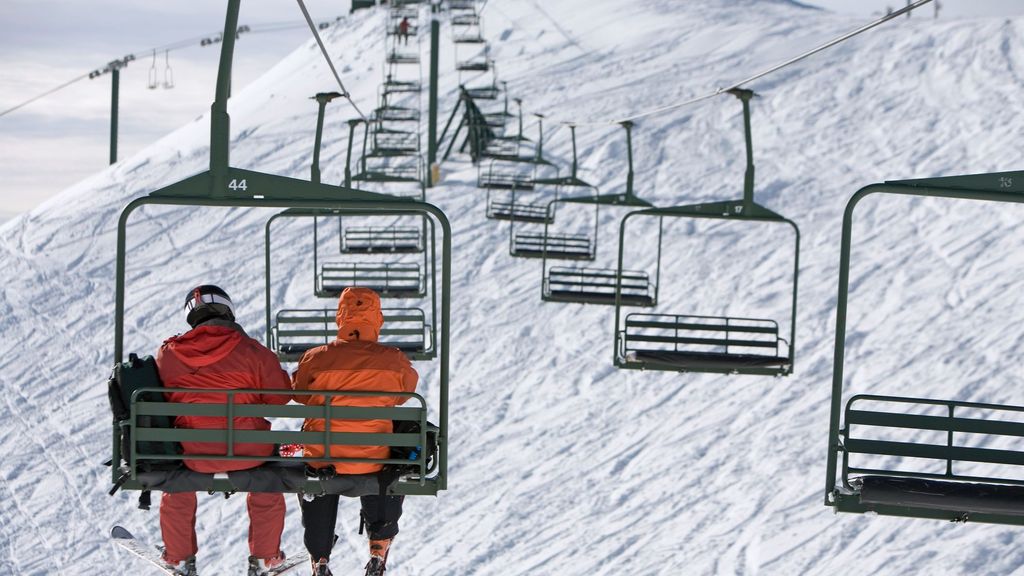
568,0,935,126
0,14,345,121
0,74,90,119
295,0,367,121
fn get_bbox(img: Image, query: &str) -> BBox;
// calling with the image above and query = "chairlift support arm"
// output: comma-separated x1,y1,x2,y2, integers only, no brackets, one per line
726,88,756,210
345,118,364,189
311,92,342,184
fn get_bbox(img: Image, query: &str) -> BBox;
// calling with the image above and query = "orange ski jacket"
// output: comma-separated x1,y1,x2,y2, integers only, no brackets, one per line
292,287,418,475
157,320,291,473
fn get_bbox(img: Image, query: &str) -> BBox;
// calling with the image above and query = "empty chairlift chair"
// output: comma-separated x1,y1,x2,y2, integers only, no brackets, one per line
478,158,538,190
485,113,554,222
509,188,602,261
612,207,797,375
825,170,1024,526
613,90,799,376
535,122,656,305
538,194,656,303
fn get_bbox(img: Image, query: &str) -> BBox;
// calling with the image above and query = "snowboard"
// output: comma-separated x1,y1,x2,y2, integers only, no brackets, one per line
111,525,309,575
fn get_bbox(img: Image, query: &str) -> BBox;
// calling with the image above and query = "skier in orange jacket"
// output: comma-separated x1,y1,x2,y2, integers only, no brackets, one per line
292,287,418,576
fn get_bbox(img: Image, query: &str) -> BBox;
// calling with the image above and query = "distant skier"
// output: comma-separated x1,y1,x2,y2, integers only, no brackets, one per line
398,17,411,45
292,287,418,576
156,285,292,576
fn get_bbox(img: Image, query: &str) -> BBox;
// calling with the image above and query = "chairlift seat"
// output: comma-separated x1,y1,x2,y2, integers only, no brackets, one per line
135,462,380,496
486,200,551,223
544,266,655,306
384,80,422,94
369,130,419,156
454,35,485,44
375,106,420,122
272,308,431,361
618,313,790,374
854,476,1024,518
451,14,481,25
465,85,500,100
387,52,420,65
478,169,535,190
342,226,423,253
512,232,593,260
353,170,421,185
831,394,1024,522
457,60,490,72
317,262,425,298
122,397,438,496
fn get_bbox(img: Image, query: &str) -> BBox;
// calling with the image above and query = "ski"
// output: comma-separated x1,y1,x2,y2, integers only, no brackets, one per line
253,553,310,576
110,525,184,575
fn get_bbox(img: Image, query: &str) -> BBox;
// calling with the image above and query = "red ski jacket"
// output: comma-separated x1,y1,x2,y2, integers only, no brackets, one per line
156,321,291,473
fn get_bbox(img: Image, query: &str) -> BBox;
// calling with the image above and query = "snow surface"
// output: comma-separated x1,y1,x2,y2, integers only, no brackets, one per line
3,0,1024,574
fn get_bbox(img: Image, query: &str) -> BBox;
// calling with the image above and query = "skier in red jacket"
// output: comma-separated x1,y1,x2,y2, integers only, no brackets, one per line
398,17,411,45
155,285,292,576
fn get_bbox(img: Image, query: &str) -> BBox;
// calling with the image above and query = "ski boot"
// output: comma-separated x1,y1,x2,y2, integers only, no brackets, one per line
364,539,391,576
163,555,198,576
248,551,286,576
310,556,333,576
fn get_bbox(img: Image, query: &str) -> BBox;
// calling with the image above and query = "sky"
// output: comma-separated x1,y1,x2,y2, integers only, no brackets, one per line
1,0,1022,218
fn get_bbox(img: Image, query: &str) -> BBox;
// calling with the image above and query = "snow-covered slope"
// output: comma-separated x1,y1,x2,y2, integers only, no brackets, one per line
4,1,1024,574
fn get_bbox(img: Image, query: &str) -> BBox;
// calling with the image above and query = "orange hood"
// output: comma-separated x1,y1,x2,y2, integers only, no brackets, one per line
336,287,384,342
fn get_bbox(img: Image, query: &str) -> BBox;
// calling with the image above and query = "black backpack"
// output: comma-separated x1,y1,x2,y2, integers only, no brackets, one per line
106,353,182,502
388,419,439,474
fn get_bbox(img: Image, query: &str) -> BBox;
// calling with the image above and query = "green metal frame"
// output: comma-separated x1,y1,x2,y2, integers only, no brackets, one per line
612,89,799,376
111,0,450,496
825,169,1024,524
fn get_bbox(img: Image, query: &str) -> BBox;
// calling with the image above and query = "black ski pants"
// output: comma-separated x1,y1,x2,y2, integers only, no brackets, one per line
299,494,405,560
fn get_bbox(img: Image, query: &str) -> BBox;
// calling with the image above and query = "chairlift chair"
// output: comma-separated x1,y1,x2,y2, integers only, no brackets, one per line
612,90,799,376
110,0,449,498
383,78,422,95
825,170,1024,526
453,18,484,44
537,123,658,306
485,114,558,222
